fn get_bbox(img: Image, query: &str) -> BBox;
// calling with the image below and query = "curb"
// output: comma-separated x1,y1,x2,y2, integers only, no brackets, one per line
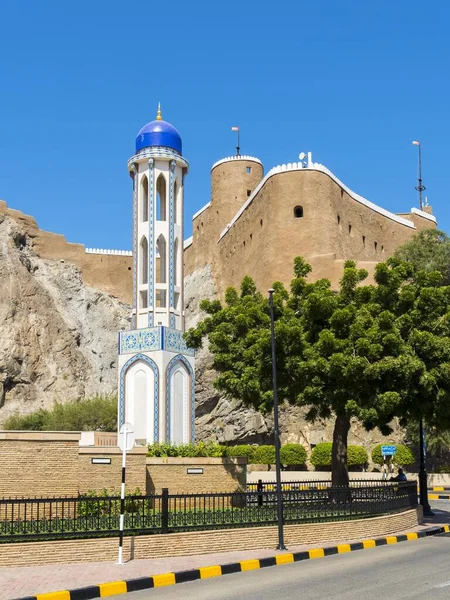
428,493,450,500
14,524,450,600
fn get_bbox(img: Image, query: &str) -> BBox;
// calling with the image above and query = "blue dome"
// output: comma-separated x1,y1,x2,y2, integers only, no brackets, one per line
135,119,182,154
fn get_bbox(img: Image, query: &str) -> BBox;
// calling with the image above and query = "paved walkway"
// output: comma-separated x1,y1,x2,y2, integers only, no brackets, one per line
2,505,449,600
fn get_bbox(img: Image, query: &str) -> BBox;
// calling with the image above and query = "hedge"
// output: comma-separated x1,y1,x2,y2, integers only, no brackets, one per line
371,444,415,467
280,443,307,466
147,442,226,458
310,443,368,468
227,445,256,462
253,445,276,465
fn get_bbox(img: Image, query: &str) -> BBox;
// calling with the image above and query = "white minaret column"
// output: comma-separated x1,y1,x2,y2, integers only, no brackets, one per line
131,155,185,330
118,106,194,446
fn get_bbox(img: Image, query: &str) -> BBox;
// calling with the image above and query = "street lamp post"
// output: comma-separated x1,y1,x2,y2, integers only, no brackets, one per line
419,419,433,516
268,288,286,550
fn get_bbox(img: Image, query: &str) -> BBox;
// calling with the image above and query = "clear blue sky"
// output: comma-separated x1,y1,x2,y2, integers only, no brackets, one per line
0,0,448,250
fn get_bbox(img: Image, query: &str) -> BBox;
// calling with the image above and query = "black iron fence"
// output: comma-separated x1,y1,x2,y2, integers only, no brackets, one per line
0,481,418,543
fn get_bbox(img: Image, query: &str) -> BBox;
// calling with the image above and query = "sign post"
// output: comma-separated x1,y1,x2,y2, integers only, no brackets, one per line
117,422,135,565
381,445,396,481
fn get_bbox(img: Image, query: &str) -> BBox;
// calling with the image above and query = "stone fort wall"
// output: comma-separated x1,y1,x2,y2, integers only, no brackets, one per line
1,155,437,308
185,159,436,297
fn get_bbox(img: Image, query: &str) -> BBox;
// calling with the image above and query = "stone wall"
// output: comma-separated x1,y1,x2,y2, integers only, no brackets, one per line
0,432,80,497
0,432,246,498
0,507,422,566
146,457,246,494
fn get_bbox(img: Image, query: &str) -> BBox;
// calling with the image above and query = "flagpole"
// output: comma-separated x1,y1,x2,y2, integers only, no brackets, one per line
236,130,240,156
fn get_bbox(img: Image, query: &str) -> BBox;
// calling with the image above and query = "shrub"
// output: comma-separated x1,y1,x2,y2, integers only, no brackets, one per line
310,443,368,468
146,442,228,458
371,444,415,467
280,443,307,466
347,445,369,467
310,442,332,468
3,394,117,432
253,445,276,465
227,445,256,462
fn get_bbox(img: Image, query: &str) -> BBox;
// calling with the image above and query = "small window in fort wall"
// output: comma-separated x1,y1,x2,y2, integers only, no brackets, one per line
294,206,304,219
260,219,263,227
246,167,251,174
374,241,378,251
348,224,352,235
247,190,251,197
337,215,341,225
362,235,366,247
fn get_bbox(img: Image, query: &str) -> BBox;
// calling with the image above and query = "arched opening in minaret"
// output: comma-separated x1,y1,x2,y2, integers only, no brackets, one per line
140,236,148,286
174,181,178,224
156,174,167,221
156,234,167,284
124,360,155,443
174,238,179,286
141,175,149,222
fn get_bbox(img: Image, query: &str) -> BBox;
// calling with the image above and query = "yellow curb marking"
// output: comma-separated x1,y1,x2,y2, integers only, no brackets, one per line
309,548,325,559
337,544,351,553
433,487,445,491
406,532,419,540
153,573,176,587
240,559,261,571
386,536,398,545
36,593,71,600
199,566,222,579
275,553,294,565
363,539,376,549
99,581,127,597
429,494,439,500
444,525,450,533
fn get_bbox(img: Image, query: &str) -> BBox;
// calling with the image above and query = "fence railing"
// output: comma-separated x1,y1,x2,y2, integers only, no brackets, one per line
0,481,418,543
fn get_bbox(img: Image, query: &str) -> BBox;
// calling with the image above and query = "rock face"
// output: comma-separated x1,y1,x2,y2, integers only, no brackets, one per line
0,212,129,423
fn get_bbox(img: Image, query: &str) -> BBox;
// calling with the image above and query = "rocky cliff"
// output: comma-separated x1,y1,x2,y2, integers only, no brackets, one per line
0,210,129,422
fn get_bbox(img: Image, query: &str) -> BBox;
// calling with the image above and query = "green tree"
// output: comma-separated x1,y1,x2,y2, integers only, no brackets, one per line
394,229,450,284
185,257,450,487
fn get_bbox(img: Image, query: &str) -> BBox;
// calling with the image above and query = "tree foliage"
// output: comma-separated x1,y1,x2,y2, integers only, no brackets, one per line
3,395,118,431
185,255,450,485
394,229,450,285
279,443,307,466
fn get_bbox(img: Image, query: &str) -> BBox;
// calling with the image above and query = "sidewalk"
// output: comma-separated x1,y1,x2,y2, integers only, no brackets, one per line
2,508,449,600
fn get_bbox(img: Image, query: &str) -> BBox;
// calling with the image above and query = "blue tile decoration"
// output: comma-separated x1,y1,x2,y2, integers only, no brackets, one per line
119,327,161,355
165,354,195,442
119,353,159,442
163,327,195,357
148,158,155,327
169,160,176,328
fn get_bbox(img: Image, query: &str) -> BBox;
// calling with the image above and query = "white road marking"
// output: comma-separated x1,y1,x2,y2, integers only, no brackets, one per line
434,581,450,588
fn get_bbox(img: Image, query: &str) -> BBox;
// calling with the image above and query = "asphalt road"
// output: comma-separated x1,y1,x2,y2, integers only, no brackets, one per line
105,533,450,600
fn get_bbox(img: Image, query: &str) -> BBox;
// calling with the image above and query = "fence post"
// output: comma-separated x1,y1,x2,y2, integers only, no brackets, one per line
161,488,169,534
257,479,263,507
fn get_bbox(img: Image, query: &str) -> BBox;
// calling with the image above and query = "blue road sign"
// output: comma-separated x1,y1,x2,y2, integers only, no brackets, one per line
381,445,396,456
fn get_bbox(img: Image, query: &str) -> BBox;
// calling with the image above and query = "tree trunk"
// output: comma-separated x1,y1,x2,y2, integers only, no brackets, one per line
331,415,351,487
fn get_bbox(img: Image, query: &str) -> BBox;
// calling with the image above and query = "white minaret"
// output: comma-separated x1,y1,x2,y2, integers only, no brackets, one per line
117,105,195,445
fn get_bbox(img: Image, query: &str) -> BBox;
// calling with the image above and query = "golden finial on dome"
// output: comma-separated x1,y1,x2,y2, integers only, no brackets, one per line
156,102,162,121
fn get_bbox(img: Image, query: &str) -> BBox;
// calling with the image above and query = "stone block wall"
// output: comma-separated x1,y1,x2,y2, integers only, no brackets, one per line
0,432,80,497
146,457,246,494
